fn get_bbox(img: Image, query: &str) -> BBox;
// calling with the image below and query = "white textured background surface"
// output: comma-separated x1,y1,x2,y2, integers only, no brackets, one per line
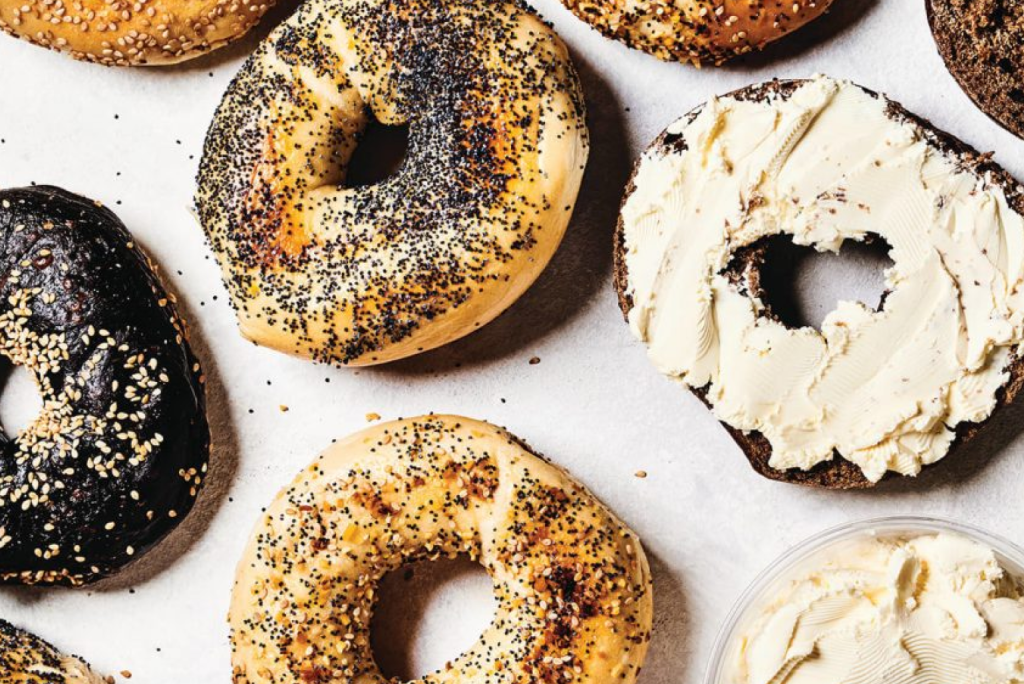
2,0,1024,681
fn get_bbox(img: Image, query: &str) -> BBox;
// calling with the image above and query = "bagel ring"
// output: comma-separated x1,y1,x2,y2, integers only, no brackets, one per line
560,0,834,65
0,0,276,66
196,0,589,366
231,415,653,684
0,186,209,585
0,619,104,683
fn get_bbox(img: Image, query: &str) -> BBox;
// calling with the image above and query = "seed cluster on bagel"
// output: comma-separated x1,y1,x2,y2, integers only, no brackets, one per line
196,0,589,366
615,76,1024,489
0,186,209,584
0,0,276,66
559,0,834,65
0,619,104,683
230,416,652,684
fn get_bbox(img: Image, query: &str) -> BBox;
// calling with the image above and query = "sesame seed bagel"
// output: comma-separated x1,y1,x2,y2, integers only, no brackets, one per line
230,415,653,684
0,620,105,683
0,0,275,66
559,0,834,66
0,186,209,585
196,0,589,366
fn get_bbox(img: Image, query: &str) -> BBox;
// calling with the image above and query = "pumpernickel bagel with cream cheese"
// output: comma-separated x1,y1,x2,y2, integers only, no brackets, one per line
196,0,589,366
560,0,834,65
0,620,105,683
230,415,652,684
615,76,1024,489
0,0,276,66
0,186,209,584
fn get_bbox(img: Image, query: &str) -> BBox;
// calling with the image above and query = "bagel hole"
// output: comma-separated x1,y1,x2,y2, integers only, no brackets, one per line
347,121,410,188
0,361,43,440
750,235,894,331
371,556,495,681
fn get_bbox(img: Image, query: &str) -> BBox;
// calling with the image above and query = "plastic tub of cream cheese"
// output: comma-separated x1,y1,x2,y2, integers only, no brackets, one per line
704,516,1024,684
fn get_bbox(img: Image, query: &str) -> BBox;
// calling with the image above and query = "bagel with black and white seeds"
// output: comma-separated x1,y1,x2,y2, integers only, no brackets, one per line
560,0,834,66
0,186,209,584
196,0,589,367
231,415,653,684
0,620,104,683
0,0,276,66
927,0,1024,140
615,76,1024,489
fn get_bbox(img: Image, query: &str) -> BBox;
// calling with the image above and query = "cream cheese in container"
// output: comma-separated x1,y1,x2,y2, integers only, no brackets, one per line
705,517,1024,684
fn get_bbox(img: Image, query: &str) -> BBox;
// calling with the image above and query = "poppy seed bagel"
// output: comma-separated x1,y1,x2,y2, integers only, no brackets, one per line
196,0,589,366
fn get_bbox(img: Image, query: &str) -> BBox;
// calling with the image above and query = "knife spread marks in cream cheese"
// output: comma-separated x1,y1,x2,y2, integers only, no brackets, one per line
725,532,1024,684
620,75,1024,482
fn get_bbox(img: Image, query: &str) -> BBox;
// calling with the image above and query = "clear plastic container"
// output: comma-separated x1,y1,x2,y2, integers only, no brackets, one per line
703,516,1024,684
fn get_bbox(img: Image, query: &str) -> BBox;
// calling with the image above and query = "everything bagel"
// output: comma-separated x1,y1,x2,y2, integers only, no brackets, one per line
0,0,275,66
0,620,104,682
196,0,589,366
231,416,652,684
0,186,209,585
560,0,834,65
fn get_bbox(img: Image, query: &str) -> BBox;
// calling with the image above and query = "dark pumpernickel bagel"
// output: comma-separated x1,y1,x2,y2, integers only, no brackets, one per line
0,186,209,584
927,0,1024,140
614,79,1024,489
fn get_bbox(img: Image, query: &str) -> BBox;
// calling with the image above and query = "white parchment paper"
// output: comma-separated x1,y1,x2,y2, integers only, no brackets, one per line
1,0,1023,681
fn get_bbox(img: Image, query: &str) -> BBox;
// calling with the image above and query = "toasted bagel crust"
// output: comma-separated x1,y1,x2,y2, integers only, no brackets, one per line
560,0,833,65
0,620,105,683
0,0,275,66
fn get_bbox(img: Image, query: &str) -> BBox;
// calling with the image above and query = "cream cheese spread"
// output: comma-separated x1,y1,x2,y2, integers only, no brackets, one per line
725,532,1024,684
620,75,1024,481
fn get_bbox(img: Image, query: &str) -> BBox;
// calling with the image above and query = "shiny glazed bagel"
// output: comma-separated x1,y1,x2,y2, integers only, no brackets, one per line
196,0,589,366
0,620,104,683
0,186,209,586
231,416,652,684
561,0,834,65
0,0,275,66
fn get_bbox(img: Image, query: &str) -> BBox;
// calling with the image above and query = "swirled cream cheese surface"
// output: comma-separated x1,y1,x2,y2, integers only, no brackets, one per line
726,532,1024,684
620,75,1024,481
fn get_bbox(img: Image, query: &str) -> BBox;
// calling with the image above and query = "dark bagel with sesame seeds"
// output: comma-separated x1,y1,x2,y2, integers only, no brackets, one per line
0,186,209,585
559,0,834,66
196,0,589,366
0,0,276,66
230,415,653,684
0,620,105,683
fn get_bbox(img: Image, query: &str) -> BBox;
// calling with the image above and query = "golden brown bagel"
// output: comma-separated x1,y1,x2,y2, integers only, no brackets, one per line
561,0,834,65
230,416,653,684
0,620,104,683
196,0,589,366
0,0,275,66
